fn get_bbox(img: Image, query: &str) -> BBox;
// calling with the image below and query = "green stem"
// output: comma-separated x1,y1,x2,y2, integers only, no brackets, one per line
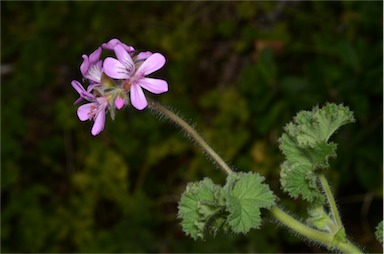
319,174,343,229
147,100,234,175
271,207,363,253
335,240,364,254
271,207,333,244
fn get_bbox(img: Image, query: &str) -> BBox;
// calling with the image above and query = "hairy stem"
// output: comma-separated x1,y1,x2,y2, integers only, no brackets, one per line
147,100,234,175
319,174,343,229
271,207,333,243
271,207,363,253
334,239,364,254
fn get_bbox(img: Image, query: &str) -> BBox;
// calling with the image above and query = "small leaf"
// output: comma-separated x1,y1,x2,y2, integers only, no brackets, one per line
177,178,223,240
307,206,333,231
289,103,355,146
224,172,275,234
178,178,225,240
280,162,323,203
313,103,355,142
280,134,337,169
375,221,383,244
279,133,312,165
305,141,337,169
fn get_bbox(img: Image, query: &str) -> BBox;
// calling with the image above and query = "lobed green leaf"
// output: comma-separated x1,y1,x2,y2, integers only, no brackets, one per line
177,178,224,240
286,103,355,146
178,173,276,239
280,162,323,202
224,172,276,233
375,221,383,244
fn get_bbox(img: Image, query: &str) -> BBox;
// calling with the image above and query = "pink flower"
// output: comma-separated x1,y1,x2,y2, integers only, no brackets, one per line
103,44,168,110
71,39,169,136
80,47,103,84
77,96,108,136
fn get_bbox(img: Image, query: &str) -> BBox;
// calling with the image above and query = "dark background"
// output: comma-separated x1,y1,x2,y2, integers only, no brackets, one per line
2,2,382,252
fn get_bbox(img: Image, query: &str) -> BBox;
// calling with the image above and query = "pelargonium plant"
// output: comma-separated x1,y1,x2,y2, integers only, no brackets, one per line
71,39,383,252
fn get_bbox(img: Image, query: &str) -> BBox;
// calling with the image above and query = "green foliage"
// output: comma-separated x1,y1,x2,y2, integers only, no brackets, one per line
279,104,355,202
178,172,275,239
280,162,323,203
224,173,276,233
375,221,383,244
178,178,225,240
286,103,355,145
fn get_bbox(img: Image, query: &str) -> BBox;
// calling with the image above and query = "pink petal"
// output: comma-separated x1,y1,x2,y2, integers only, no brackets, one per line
89,47,102,64
91,109,106,136
71,80,86,94
102,38,122,50
85,60,103,83
136,53,166,76
80,58,89,77
77,103,96,121
114,96,125,110
138,78,168,94
80,47,102,76
114,44,135,75
72,80,95,104
87,83,99,92
136,51,153,61
102,38,135,52
74,97,83,105
103,57,131,79
130,84,147,110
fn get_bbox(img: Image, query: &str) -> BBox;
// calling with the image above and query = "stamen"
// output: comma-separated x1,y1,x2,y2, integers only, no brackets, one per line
88,105,98,120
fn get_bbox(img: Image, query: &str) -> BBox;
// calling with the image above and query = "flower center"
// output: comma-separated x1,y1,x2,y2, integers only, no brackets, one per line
87,62,102,82
88,105,98,120
122,80,131,92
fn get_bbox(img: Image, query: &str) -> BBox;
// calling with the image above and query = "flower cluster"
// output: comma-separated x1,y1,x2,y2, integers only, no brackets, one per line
71,39,168,136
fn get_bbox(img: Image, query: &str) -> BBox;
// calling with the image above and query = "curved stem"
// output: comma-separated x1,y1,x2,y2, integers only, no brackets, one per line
147,100,234,175
271,207,363,253
271,207,333,243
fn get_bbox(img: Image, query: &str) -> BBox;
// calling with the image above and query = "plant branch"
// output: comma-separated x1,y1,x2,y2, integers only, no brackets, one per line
270,207,363,253
319,174,343,229
271,207,333,243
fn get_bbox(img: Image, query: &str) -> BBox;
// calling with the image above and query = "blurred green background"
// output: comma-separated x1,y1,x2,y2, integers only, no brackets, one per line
2,2,382,253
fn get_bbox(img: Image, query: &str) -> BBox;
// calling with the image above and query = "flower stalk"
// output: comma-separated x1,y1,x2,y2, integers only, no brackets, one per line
147,99,234,176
